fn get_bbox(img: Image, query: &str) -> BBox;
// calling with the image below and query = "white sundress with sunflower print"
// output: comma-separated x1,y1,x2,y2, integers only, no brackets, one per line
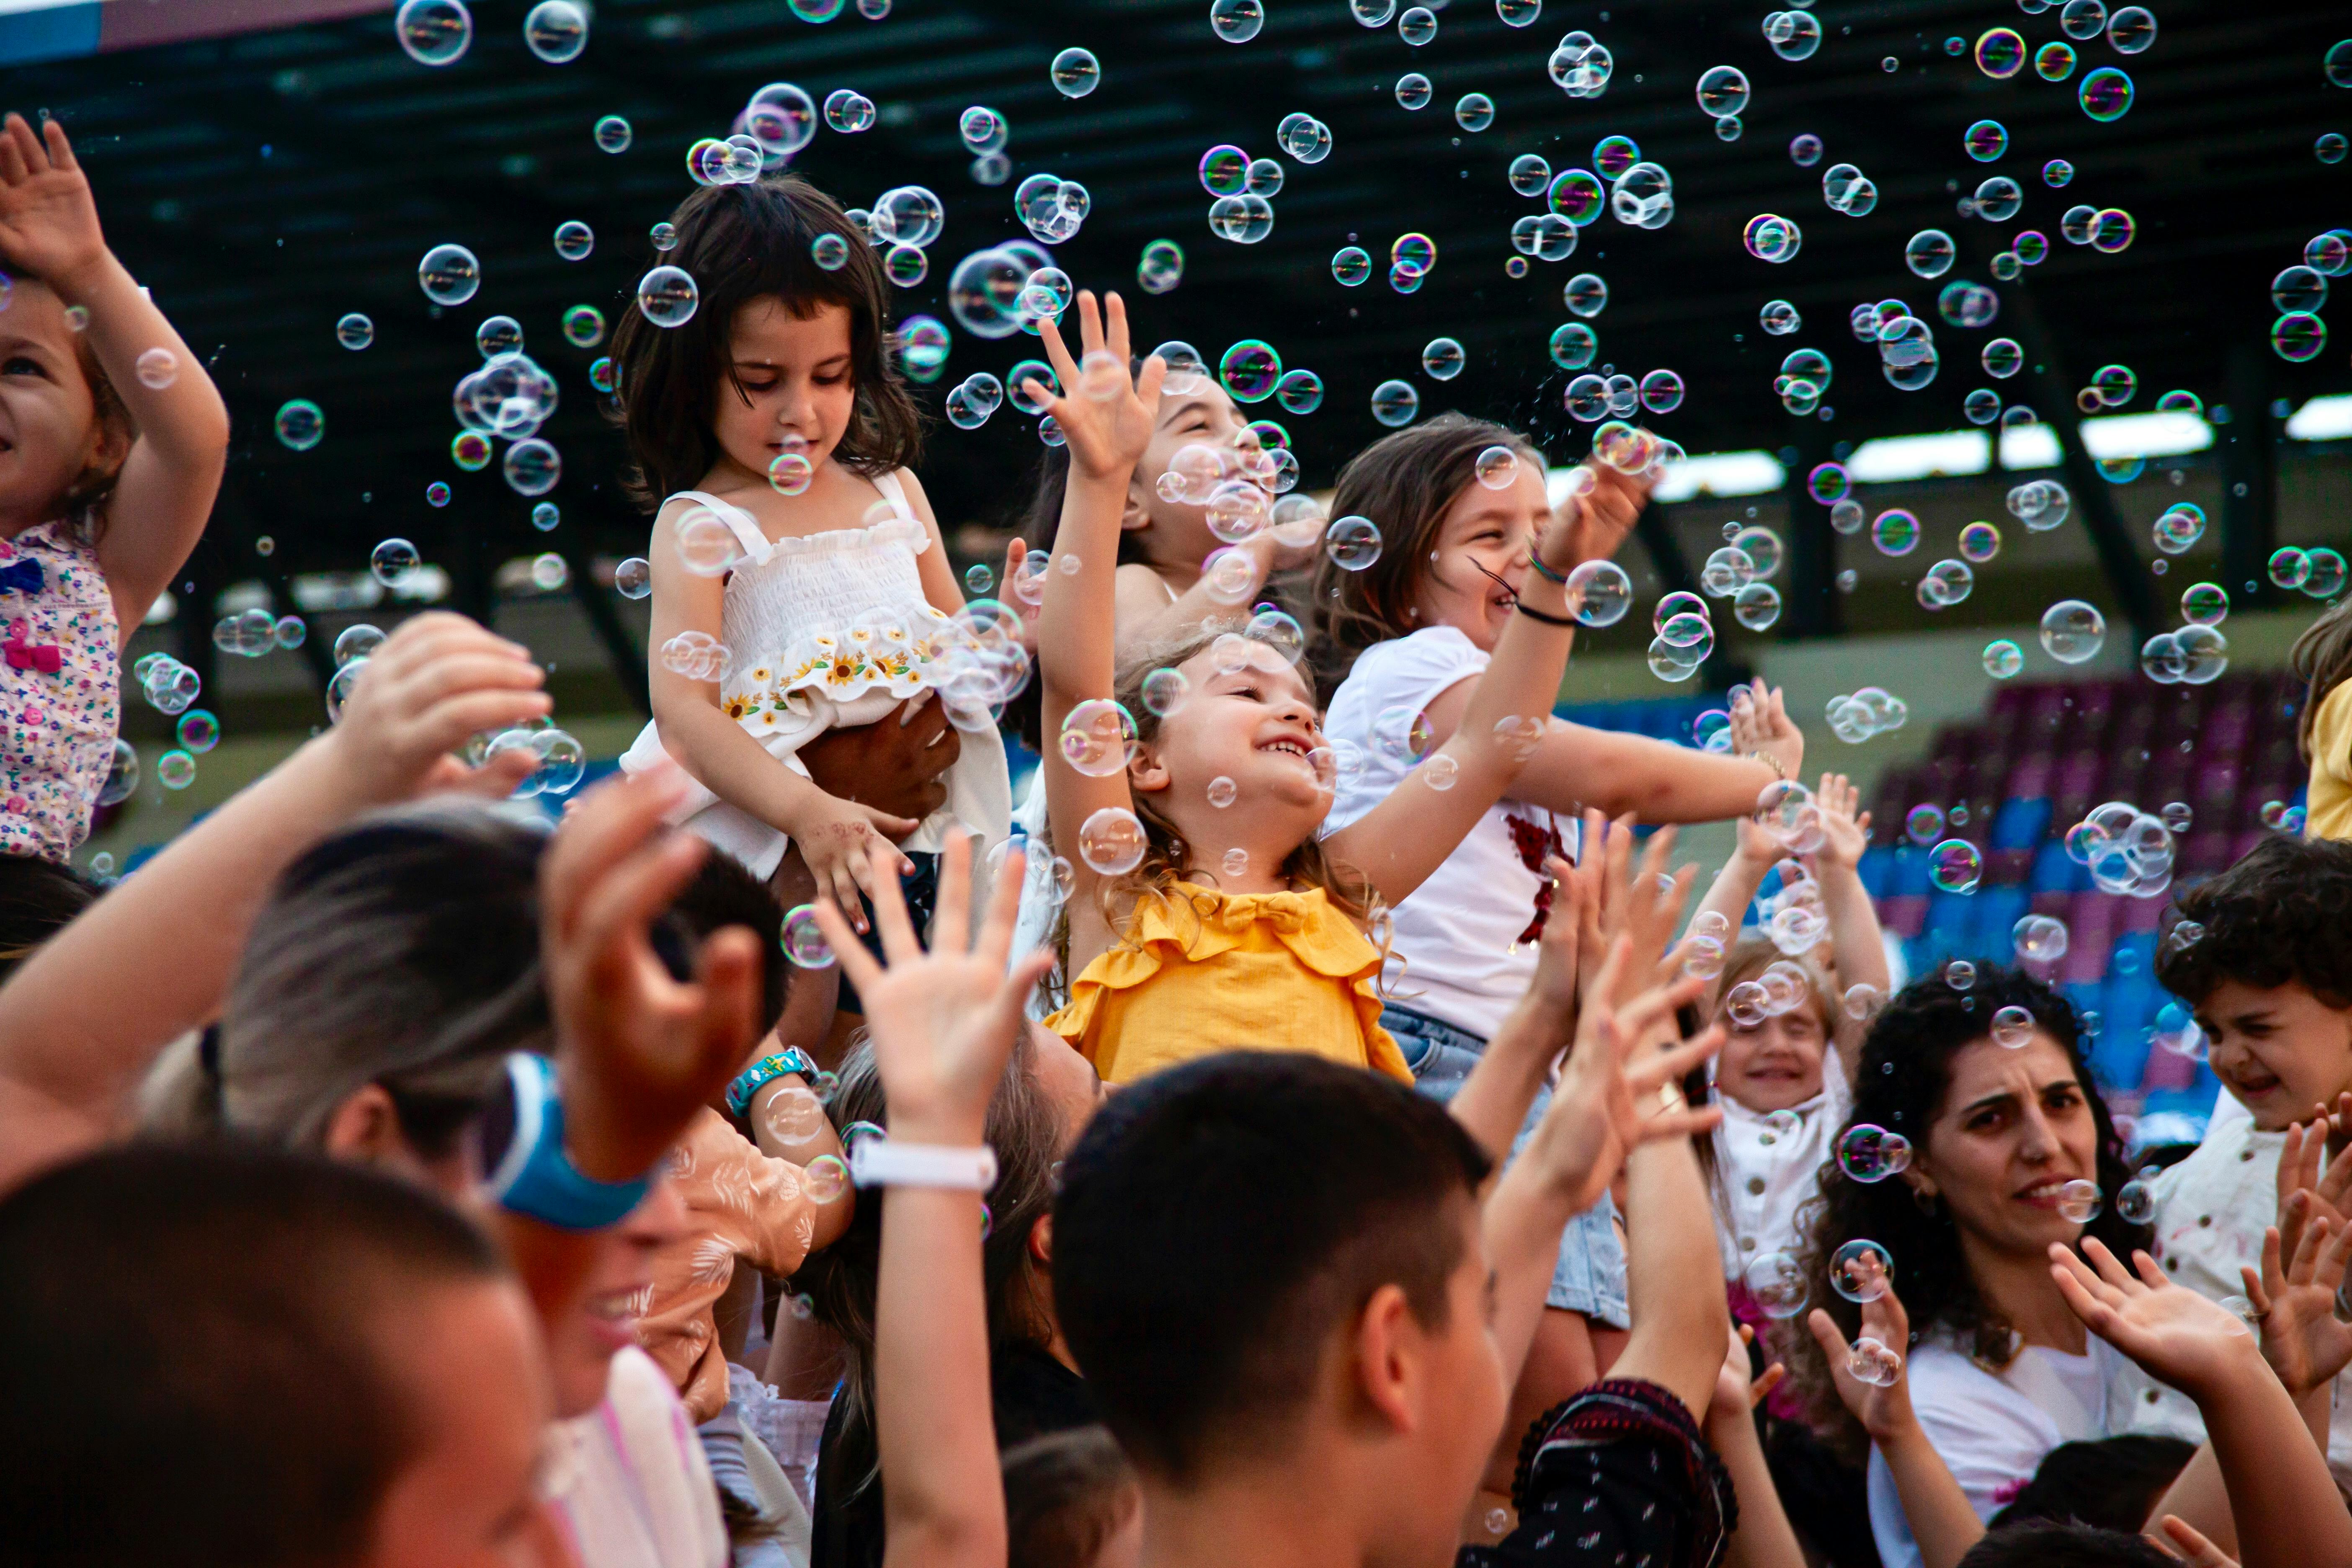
619,472,1010,882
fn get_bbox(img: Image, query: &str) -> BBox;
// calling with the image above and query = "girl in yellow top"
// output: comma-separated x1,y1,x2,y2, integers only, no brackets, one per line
2294,594,2352,841
1024,291,1648,1085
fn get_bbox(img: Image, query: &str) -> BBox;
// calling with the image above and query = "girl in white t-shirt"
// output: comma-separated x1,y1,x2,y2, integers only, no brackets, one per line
1313,411,1804,1488
1792,966,2151,1568
1682,776,1890,1286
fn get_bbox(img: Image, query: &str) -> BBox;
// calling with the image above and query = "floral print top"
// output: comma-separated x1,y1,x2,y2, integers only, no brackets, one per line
0,521,120,864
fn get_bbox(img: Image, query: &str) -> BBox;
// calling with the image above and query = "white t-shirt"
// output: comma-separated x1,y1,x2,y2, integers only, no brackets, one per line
1868,1332,2126,1568
1323,627,1566,1042
545,1347,730,1568
1712,1053,1852,1278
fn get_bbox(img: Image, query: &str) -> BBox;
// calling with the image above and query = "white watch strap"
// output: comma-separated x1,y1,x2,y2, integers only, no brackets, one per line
850,1139,998,1191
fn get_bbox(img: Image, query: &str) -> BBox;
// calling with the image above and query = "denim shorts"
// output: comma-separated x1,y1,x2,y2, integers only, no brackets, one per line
1385,1005,1630,1328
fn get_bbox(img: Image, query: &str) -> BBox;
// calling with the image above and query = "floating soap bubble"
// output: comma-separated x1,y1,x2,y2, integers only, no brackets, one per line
2116,1180,2154,1224
1745,1253,1808,1317
1760,300,1800,336
612,557,652,600
1455,93,1495,132
2080,66,2133,121
1905,804,1946,845
1370,380,1419,428
2039,601,2105,665
397,0,474,65
2055,1179,2103,1224
1745,214,1803,263
2036,40,2077,80
1567,561,1632,627
522,0,587,61
1060,700,1139,778
1510,154,1553,196
1696,65,1749,117
637,265,698,328
1395,72,1432,109
1871,510,1920,557
1982,640,2024,679
1764,11,1821,61
1991,1004,2035,1049
370,538,421,588
1848,1337,1905,1387
1905,230,1955,279
1325,515,1382,570
1421,337,1466,381
2014,913,2069,964
1929,839,1983,893
1077,807,1146,874
2009,479,2070,530
1050,47,1100,97
274,399,324,451
1975,26,2025,77
1838,1128,1912,1185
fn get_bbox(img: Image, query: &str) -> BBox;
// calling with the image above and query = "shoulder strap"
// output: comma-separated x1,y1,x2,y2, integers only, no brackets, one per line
870,469,913,518
665,490,769,557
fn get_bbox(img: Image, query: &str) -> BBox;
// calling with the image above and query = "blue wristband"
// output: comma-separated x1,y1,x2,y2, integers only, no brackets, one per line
484,1054,654,1231
726,1047,818,1119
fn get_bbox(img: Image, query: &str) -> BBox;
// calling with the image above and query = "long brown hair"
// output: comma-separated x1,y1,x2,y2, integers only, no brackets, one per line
1307,412,1545,699
2292,594,2352,762
608,175,924,510
1088,624,1383,937
60,304,134,542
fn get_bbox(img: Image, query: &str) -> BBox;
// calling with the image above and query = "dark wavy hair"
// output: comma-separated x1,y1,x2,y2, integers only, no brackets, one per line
609,175,923,509
1305,412,1544,701
1782,964,2147,1452
2154,833,2352,1008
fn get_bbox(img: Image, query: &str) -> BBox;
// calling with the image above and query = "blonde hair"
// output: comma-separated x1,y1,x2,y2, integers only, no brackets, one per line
1712,936,1837,1036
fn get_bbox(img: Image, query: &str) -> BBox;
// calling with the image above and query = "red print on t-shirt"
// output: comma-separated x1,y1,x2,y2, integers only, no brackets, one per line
1505,811,1567,946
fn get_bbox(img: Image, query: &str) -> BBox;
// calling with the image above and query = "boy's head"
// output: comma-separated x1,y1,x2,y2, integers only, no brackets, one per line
2156,835,2352,1128
0,1143,552,1568
1955,1520,2174,1568
1052,1053,1497,1558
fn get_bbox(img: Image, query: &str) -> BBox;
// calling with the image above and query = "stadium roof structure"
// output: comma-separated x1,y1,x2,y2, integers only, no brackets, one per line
5,0,2347,704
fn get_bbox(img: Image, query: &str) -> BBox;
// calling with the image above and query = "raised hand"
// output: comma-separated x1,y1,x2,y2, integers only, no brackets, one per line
2240,1207,2352,1397
2050,1238,2259,1400
809,835,1055,1143
542,768,763,1183
324,611,552,806
2152,1515,2241,1568
1026,290,1166,485
1807,1279,1917,1442
1711,1322,1787,1424
1813,771,1873,869
0,114,105,285
1547,460,1648,573
2279,1111,2352,1235
1728,681,1805,784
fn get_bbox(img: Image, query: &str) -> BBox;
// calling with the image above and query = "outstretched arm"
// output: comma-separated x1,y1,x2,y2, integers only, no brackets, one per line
0,114,230,627
1711,1325,1808,1568
814,835,1055,1568
1805,1285,1983,1568
1808,773,1888,1078
0,613,547,1192
1325,462,1649,906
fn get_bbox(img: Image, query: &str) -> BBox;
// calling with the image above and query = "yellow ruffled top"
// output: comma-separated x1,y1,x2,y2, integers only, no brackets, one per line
1045,885,1411,1087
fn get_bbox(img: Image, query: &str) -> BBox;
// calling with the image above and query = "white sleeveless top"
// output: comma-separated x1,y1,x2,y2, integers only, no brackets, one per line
620,472,1010,881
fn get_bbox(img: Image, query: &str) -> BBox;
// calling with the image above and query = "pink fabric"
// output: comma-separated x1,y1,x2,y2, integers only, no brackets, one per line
0,524,120,864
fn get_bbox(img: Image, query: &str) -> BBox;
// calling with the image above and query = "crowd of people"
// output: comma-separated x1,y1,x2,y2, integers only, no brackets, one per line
7,119,2352,1568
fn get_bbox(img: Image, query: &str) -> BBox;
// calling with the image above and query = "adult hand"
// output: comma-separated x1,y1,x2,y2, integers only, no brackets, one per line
323,611,552,807
0,114,106,287
2050,1237,2260,1402
543,768,763,1183
800,693,961,825
1028,291,1166,486
809,835,1054,1145
1807,1281,1917,1443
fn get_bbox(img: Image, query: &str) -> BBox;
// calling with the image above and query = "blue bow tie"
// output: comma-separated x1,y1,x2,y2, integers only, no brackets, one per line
0,558,41,594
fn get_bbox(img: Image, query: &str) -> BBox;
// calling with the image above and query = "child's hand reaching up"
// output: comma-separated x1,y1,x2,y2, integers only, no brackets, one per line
0,114,104,285
1548,461,1649,571
810,834,1055,1143
1812,772,1872,869
2240,1202,2352,1398
1025,290,1166,486
1728,681,1805,785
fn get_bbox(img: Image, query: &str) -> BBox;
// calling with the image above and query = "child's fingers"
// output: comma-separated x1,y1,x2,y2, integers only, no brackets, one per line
1134,349,1167,415
0,123,26,185
864,839,924,967
2154,1515,2239,1568
929,830,974,954
1101,289,1131,361
972,838,1029,973
41,117,74,172
542,770,689,941
1033,309,1081,389
1075,289,1105,358
807,892,885,997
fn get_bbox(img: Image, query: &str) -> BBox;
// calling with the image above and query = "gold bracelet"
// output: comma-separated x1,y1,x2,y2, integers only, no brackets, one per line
1746,749,1789,781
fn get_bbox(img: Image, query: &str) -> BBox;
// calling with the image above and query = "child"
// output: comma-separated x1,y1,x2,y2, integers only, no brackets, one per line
1687,774,1889,1280
2123,833,2352,1479
614,175,1009,961
1028,291,1644,1085
2291,595,2352,841
0,112,230,864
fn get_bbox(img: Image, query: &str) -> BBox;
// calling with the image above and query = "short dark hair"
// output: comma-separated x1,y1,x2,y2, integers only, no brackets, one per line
1002,1426,1137,1568
2155,833,2352,1009
661,846,789,1032
1956,1519,2175,1568
0,851,100,985
610,175,924,508
1990,1435,2195,1534
0,1142,505,1568
1052,1052,1492,1482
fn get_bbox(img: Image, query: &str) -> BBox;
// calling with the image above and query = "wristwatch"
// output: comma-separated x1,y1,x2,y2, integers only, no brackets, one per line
725,1047,819,1119
481,1053,654,1231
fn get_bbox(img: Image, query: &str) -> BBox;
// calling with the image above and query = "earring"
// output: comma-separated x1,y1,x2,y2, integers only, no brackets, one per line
1911,1187,1940,1217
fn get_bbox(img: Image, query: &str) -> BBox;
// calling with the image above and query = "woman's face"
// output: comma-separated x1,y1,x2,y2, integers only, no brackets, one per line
1909,1033,2102,1262
541,1175,689,1419
1125,381,1263,569
707,297,857,484
1715,1001,1830,1113
1408,458,1550,653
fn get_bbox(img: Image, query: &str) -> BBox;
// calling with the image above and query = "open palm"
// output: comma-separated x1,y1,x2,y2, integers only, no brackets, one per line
1027,290,1166,486
2051,1238,2255,1400
0,115,105,281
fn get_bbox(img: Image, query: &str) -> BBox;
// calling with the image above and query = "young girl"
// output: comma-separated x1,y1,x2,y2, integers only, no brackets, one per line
2292,593,2352,841
1028,291,1644,1084
616,175,1009,954
0,112,230,864
1688,774,1889,1284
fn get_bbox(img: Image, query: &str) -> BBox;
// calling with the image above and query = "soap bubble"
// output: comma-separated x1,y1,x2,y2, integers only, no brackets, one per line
1745,1252,1809,1318
1374,706,1435,765
1510,154,1553,196
1837,1129,1912,1185
1325,515,1382,570
1370,380,1419,428
2056,1179,2103,1224
1992,1005,2035,1049
96,740,139,806
1830,1238,1894,1302
1395,72,1432,109
1843,983,1884,1021
1905,804,1946,845
1983,640,2024,678
1848,1337,1905,1387
1050,47,1100,96
1421,337,1466,381
2014,914,2069,963
418,242,481,304
274,400,324,451
1929,839,1983,893
614,558,652,599
1455,93,1495,132
370,538,421,588
1905,230,1955,279
396,0,474,65
1761,300,1800,335
2079,66,2132,121
637,265,699,327
1475,444,1518,489
1568,561,1632,627
523,0,587,62
1077,807,1147,874
780,905,835,969
1059,699,1139,778
2040,600,2106,664
156,749,197,791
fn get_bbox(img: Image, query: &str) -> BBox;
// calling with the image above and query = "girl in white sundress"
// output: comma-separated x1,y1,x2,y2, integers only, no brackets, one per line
612,177,1009,1000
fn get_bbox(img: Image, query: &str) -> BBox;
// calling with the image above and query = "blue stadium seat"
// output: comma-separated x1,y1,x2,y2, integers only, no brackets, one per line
1991,797,2051,851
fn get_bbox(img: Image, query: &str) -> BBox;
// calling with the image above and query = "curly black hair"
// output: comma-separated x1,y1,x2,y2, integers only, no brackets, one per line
1780,964,2148,1452
2154,834,2352,1009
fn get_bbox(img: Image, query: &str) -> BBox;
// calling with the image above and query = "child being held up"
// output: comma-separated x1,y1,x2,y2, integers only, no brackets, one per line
0,112,230,863
1026,289,1645,1086
2119,833,2352,1485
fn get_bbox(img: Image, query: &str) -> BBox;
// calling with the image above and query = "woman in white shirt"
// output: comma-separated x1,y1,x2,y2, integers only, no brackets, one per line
1792,966,2152,1568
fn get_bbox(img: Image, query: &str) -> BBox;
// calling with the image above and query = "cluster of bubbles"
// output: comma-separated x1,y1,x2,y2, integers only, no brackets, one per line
1824,687,1909,745
658,630,730,683
947,236,1075,343
210,606,306,659
481,723,588,797
2268,227,2348,363
1646,590,1714,683
132,652,201,720
2268,546,2351,599
2063,799,2185,900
